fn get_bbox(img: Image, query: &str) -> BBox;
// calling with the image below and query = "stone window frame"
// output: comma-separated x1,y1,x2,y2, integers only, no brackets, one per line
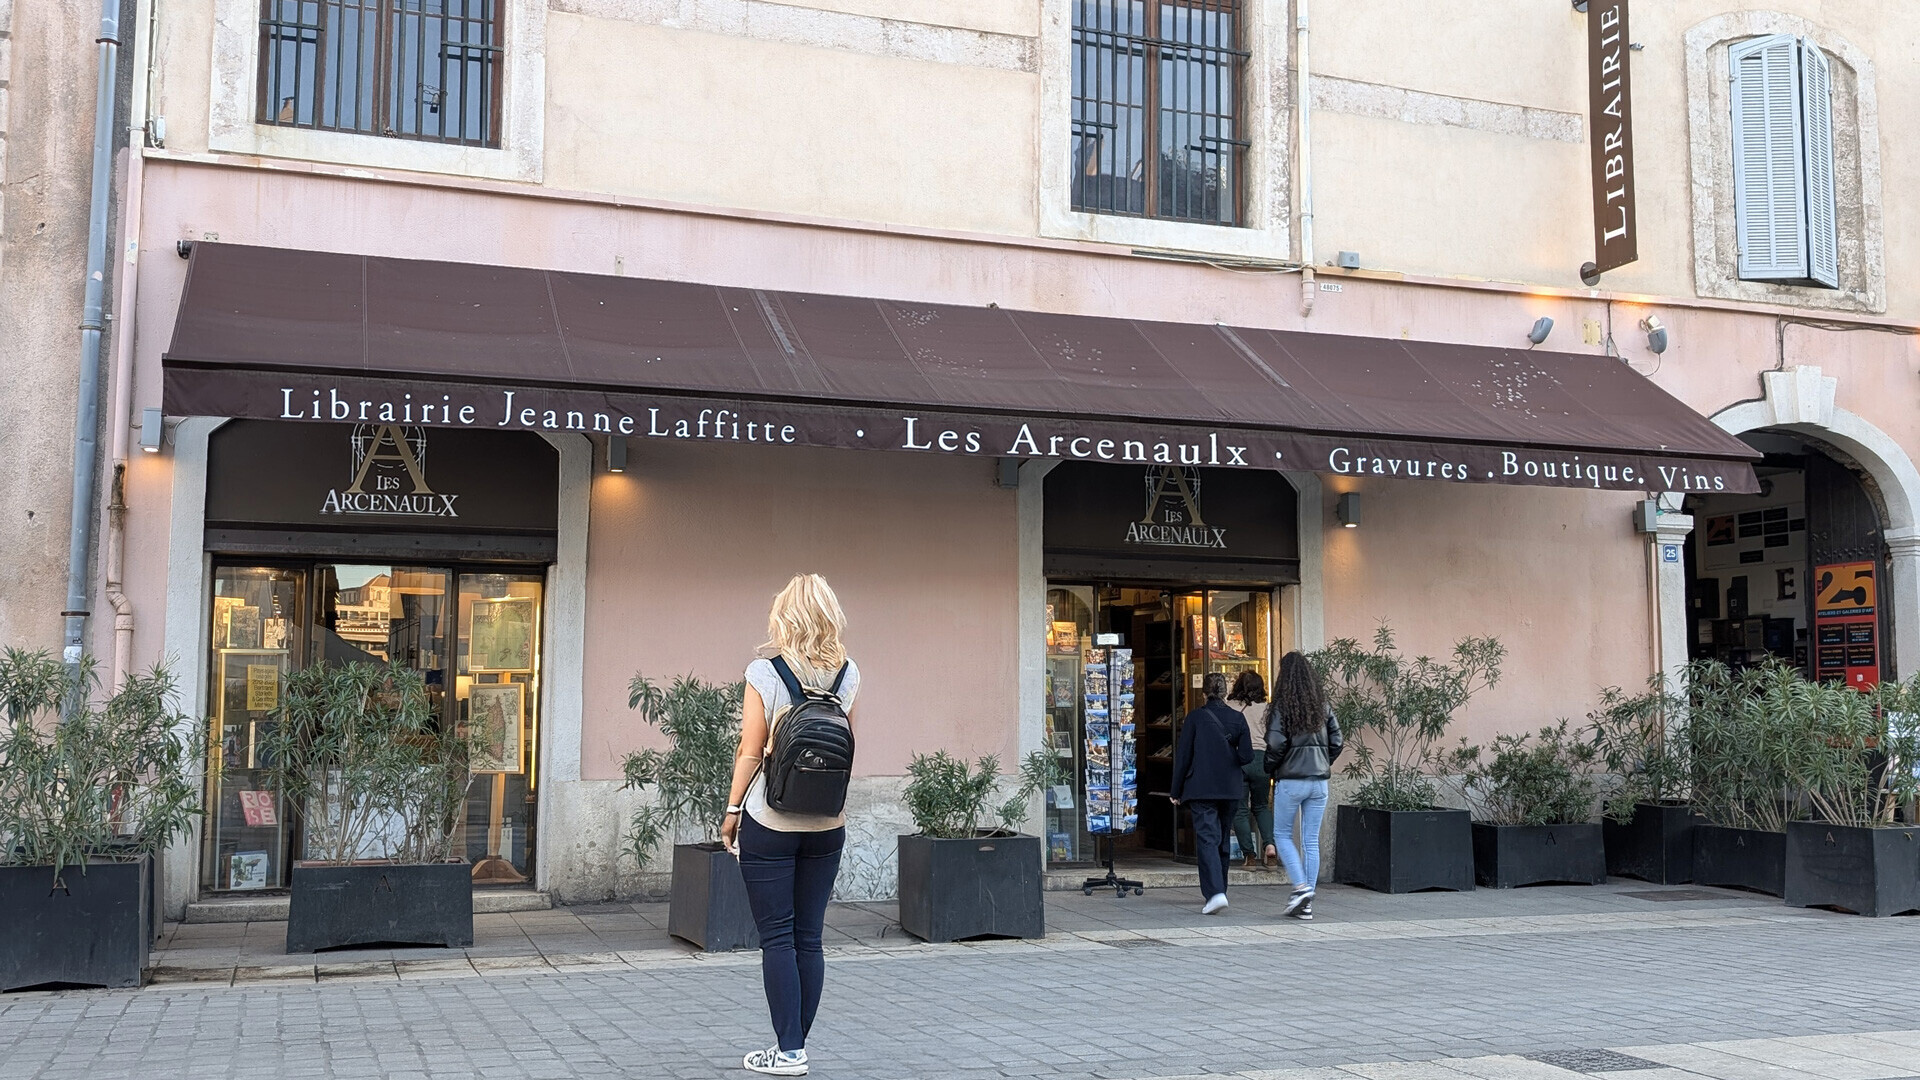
209,0,546,183
1038,0,1292,259
1685,12,1883,314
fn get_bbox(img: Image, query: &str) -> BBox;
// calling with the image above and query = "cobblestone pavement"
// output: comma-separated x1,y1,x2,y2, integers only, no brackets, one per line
3,882,1919,1080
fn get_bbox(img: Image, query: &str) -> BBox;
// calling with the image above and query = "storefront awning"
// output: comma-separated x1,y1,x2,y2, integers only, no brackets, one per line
162,244,1759,493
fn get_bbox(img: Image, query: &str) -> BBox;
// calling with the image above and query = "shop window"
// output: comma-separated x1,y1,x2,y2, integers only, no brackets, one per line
201,561,543,893
1729,34,1838,288
1071,0,1247,227
258,0,503,147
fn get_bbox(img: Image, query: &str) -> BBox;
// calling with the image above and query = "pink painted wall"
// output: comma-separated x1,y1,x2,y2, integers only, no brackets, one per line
1319,477,1654,747
577,439,1020,781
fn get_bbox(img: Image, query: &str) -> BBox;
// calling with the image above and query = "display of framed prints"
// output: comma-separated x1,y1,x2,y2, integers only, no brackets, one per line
470,682,525,773
469,597,536,672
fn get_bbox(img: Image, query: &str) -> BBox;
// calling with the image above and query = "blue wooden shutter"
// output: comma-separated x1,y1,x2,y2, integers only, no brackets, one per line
1799,40,1839,289
1730,34,1807,281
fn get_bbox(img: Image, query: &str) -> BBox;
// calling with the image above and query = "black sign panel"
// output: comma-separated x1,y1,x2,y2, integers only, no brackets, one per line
1045,463,1298,580
207,421,559,533
1587,0,1637,274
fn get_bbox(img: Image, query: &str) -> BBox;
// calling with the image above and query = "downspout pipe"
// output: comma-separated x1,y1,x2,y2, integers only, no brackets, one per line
63,0,124,681
1295,0,1315,317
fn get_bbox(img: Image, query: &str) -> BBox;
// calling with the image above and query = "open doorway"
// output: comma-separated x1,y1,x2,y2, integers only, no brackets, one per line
1683,433,1887,686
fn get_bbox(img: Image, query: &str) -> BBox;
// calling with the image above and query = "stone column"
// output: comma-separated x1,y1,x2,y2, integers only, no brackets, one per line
1652,510,1696,692
1886,526,1920,681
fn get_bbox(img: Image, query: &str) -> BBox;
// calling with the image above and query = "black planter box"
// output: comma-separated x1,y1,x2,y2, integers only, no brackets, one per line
898,833,1044,942
1692,825,1786,896
1333,805,1474,893
286,862,474,952
1471,823,1605,888
668,843,759,952
1,858,151,991
1603,802,1704,884
1784,821,1920,917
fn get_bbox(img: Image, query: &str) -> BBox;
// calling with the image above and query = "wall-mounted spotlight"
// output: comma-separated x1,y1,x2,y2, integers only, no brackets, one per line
607,435,628,473
139,408,164,453
1336,492,1361,528
1527,317,1554,346
1640,315,1669,355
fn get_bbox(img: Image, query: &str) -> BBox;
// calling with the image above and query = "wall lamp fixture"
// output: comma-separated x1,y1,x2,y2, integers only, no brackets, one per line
139,408,164,453
1336,492,1361,528
1641,315,1669,355
1527,317,1554,346
607,435,628,473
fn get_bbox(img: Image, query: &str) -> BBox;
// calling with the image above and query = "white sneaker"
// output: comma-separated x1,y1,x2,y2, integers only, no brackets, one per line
1282,889,1313,919
744,1046,808,1075
1201,893,1229,915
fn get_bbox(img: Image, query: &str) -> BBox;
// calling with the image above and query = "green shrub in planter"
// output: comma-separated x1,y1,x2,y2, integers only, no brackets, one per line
260,662,478,951
1316,628,1502,893
897,751,1060,942
1686,660,1794,895
621,673,755,949
1587,677,1702,883
1773,669,1920,916
1443,721,1604,888
1,650,201,989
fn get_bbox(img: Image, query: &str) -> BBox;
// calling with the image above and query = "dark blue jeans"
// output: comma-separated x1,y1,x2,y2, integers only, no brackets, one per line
738,813,845,1052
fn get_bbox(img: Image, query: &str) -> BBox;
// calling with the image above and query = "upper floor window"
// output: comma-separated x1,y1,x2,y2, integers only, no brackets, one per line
1071,1,1247,228
1729,34,1837,288
258,0,503,148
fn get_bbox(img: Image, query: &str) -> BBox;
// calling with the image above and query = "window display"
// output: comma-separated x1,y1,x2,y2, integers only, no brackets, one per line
200,561,545,893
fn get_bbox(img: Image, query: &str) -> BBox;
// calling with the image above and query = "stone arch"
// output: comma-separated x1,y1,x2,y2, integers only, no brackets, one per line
1710,365,1920,679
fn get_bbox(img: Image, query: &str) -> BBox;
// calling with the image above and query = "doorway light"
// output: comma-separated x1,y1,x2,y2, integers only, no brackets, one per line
607,436,628,473
1336,492,1361,528
139,408,164,453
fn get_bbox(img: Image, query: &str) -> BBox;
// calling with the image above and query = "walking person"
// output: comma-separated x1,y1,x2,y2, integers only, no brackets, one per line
1227,670,1276,870
1263,651,1342,921
1169,670,1254,915
720,574,861,1076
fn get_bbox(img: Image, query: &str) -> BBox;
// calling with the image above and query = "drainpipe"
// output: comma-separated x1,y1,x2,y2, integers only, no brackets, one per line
103,0,156,692
62,0,124,682
1295,0,1316,317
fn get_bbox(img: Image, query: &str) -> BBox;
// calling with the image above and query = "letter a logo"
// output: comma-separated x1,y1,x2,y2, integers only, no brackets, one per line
1141,466,1205,527
345,425,434,495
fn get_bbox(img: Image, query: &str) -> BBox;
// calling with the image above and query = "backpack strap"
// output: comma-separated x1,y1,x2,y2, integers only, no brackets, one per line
768,655,810,706
829,662,849,696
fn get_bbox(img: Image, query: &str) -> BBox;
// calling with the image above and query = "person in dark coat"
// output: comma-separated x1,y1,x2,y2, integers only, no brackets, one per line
1169,670,1254,914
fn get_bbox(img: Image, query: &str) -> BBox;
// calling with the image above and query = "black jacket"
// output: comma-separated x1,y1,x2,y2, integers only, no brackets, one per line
1264,705,1344,781
1170,698,1255,802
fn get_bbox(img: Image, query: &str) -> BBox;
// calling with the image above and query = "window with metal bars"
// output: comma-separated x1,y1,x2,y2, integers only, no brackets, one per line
258,0,503,147
1071,0,1247,227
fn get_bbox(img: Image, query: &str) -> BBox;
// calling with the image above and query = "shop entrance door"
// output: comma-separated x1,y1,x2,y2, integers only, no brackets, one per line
1043,583,1274,867
202,562,545,893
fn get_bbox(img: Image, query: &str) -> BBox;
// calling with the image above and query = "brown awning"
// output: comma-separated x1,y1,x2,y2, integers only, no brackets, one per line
162,244,1759,493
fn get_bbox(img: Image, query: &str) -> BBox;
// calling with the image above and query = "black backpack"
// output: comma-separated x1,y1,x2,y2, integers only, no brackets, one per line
761,656,856,816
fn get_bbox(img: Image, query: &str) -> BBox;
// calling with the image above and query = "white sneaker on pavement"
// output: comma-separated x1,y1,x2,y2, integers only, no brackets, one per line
1282,889,1313,919
744,1046,809,1075
1201,893,1229,914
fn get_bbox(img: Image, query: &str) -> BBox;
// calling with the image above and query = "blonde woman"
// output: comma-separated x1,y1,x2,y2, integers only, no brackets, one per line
721,574,860,1077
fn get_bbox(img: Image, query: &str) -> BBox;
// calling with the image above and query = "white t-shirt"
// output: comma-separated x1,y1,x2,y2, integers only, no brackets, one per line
743,655,861,832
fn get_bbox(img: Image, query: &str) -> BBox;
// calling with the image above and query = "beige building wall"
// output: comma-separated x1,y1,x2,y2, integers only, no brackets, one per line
0,0,100,653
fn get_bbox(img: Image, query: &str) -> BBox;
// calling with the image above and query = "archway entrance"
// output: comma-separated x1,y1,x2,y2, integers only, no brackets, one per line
1682,432,1886,686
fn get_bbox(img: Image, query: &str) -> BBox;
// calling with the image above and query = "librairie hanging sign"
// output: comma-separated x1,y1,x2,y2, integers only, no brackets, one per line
1583,0,1637,280
163,367,1758,494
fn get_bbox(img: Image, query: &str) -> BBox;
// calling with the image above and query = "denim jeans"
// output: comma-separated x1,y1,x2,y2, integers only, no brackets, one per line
1232,759,1274,858
1271,778,1329,890
737,813,845,1052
